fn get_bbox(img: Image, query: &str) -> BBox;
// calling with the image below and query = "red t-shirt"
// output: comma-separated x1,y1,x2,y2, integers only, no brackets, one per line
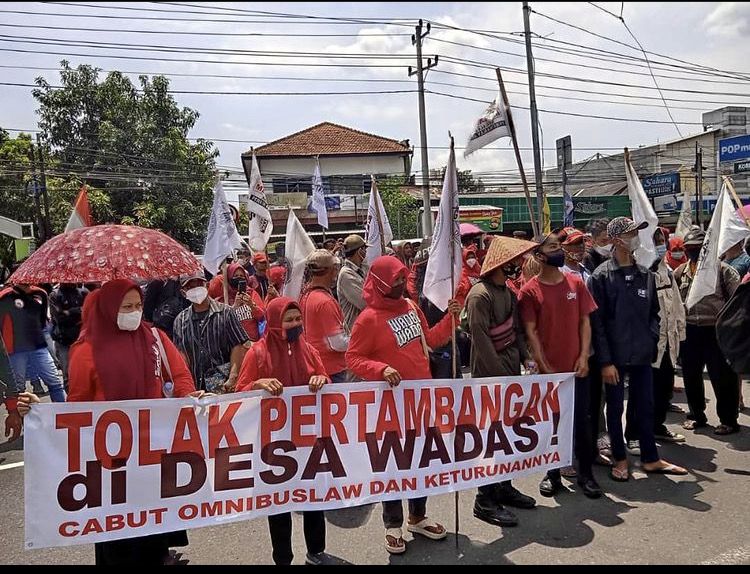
299,287,348,377
518,274,597,373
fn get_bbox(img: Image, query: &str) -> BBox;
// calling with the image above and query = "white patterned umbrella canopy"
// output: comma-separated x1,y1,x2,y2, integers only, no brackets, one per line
9,224,202,284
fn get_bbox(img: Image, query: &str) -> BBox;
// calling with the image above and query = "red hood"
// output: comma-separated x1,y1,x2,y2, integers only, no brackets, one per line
363,256,409,311
462,246,481,278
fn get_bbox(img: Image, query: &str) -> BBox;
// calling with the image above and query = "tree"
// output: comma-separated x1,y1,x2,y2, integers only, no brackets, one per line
377,176,420,239
431,167,481,194
32,61,218,251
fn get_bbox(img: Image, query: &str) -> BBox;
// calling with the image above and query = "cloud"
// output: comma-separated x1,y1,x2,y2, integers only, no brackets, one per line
706,2,750,37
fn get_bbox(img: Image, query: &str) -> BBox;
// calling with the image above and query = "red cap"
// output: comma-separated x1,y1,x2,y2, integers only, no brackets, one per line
561,229,585,245
252,252,268,264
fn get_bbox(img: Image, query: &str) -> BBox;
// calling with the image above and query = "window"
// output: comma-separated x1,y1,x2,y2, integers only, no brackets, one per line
727,115,747,126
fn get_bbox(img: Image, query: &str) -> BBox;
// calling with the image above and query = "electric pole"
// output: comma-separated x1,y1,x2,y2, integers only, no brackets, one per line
408,19,438,238
27,142,45,243
696,144,704,229
35,134,52,242
522,2,545,237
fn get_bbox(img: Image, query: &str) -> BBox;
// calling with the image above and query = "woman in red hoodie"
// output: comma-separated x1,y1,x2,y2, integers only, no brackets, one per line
208,262,266,341
235,297,331,566
20,279,200,565
456,245,482,304
346,256,460,555
666,236,687,270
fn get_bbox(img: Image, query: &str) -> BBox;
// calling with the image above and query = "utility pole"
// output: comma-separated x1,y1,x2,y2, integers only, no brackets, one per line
522,1,545,238
408,19,438,238
693,142,705,229
35,134,52,242
27,142,45,243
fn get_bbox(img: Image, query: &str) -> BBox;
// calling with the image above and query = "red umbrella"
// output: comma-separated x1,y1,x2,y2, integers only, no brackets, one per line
9,225,202,284
460,222,483,237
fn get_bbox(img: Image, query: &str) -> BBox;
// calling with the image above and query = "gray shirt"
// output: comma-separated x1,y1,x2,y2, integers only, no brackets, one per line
337,259,367,334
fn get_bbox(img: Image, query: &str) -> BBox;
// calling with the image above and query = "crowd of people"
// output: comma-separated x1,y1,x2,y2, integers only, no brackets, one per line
2,215,748,565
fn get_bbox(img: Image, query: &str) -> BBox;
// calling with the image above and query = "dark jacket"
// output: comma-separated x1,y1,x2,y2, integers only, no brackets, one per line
0,335,18,411
583,248,609,275
587,258,660,367
49,286,88,346
143,279,189,339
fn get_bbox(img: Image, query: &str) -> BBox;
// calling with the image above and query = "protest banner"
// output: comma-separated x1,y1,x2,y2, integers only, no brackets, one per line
25,374,574,549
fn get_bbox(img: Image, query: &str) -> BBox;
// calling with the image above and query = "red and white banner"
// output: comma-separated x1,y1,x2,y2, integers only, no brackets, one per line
24,375,574,549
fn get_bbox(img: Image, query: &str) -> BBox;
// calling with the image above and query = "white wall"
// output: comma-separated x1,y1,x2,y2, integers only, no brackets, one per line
256,154,407,179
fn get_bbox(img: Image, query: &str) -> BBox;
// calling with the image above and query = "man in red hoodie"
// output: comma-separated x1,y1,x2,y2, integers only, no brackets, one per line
346,255,460,555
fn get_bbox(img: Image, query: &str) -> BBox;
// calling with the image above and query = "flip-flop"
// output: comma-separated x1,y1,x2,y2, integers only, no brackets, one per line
682,420,706,431
644,463,688,476
384,528,406,554
406,518,448,541
714,424,740,435
610,466,629,482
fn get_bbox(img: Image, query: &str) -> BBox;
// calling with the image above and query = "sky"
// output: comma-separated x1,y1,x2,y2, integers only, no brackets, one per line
1,1,749,195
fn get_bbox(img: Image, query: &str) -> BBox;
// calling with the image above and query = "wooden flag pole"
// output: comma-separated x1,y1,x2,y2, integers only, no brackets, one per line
496,68,539,238
724,176,750,228
372,176,387,254
447,133,460,550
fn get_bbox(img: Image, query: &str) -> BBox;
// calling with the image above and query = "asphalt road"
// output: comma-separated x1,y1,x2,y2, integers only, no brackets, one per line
1,376,748,565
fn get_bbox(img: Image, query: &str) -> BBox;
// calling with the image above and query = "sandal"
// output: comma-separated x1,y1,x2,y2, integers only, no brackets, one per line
714,424,740,435
610,465,629,482
643,462,688,475
682,420,706,431
384,528,406,554
406,517,447,541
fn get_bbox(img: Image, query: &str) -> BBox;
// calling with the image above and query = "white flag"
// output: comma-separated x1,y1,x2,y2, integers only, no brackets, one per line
686,182,749,309
464,94,511,158
310,158,329,229
283,209,316,301
674,186,693,239
365,176,393,264
625,154,659,267
246,151,273,252
203,180,243,276
423,141,462,312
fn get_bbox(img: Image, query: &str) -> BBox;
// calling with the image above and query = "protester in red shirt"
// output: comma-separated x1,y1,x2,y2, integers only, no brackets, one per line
456,246,481,304
299,250,349,383
234,297,331,566
346,255,460,555
518,232,602,500
209,263,266,341
266,266,286,303
19,278,200,565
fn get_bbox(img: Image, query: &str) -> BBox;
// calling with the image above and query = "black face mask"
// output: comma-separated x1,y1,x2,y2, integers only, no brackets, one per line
502,264,522,280
544,250,566,268
286,325,303,343
229,278,242,289
386,283,406,299
686,249,701,262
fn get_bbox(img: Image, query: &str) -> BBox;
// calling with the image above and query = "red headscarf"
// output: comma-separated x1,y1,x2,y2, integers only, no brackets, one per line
252,297,319,387
462,246,481,280
223,263,259,304
363,255,410,312
666,237,687,270
77,279,158,401
268,266,286,290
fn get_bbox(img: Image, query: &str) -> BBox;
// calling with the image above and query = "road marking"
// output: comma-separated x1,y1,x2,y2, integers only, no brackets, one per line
0,461,24,471
701,546,750,565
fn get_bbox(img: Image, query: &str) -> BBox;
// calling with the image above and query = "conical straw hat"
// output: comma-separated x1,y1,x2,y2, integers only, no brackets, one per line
480,236,538,277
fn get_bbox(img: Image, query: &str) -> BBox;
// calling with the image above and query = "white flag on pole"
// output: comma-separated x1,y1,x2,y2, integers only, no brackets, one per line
283,209,316,301
674,186,693,239
624,153,659,267
310,158,329,229
365,177,393,264
423,140,462,312
686,181,749,309
203,180,243,276
246,151,273,252
64,185,93,232
464,93,511,158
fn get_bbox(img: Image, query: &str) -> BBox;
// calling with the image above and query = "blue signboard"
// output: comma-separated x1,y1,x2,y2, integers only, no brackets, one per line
719,134,750,163
642,172,680,197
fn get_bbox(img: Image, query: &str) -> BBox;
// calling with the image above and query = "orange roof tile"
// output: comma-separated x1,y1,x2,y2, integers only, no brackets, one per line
246,122,411,158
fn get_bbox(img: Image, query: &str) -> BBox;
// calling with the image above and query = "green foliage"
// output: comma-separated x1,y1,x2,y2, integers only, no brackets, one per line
377,176,419,240
432,166,482,194
30,61,218,251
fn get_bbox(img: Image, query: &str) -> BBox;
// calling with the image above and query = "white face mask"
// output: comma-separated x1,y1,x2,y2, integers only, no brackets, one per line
466,257,478,268
185,286,208,305
594,244,612,257
628,235,642,253
117,310,143,331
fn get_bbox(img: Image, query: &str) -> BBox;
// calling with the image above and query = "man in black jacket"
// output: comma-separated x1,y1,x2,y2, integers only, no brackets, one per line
49,283,88,389
588,217,687,482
